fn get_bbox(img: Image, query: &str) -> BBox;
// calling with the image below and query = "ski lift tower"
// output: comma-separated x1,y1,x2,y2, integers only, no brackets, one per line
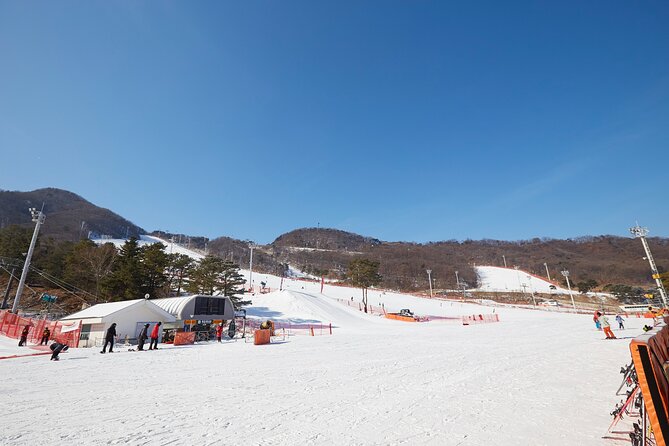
630,224,668,309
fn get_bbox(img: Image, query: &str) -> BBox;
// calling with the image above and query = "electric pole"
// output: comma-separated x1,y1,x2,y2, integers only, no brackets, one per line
12,207,46,313
426,269,433,298
561,270,576,310
630,224,668,308
249,243,255,293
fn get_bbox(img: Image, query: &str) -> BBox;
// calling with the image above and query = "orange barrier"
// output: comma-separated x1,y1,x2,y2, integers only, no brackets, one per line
0,310,81,347
385,313,418,322
173,332,196,346
254,329,271,345
462,314,500,325
629,318,669,444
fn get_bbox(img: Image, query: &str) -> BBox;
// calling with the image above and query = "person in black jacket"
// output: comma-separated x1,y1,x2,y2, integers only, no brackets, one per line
137,323,149,351
40,327,51,345
49,342,68,361
101,323,117,353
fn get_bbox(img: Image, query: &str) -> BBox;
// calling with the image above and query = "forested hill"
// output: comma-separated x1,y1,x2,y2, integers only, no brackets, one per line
0,188,144,241
265,228,669,292
0,188,666,292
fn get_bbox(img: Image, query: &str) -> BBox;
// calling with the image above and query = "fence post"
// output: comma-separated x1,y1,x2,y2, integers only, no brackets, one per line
329,323,332,335
310,326,314,336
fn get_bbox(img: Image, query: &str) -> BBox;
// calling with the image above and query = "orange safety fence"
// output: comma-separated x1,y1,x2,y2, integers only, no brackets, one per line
246,319,333,336
173,331,196,346
629,318,669,444
0,310,81,348
462,314,500,325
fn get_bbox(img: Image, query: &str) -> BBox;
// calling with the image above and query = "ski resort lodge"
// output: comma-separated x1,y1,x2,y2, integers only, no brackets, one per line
60,295,236,347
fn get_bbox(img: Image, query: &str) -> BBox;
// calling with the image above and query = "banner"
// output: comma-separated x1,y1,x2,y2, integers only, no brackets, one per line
60,321,81,333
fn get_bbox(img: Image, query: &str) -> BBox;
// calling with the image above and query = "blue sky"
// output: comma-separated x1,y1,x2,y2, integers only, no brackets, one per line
1,1,668,244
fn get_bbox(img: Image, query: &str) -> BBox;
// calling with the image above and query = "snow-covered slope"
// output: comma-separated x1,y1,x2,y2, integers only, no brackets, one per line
475,265,572,294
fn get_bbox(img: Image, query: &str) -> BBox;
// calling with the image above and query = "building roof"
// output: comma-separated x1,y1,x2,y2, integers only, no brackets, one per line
152,295,234,320
152,296,195,317
61,299,176,322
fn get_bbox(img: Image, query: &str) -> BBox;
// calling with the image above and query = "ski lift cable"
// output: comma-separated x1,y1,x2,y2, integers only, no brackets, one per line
26,266,96,303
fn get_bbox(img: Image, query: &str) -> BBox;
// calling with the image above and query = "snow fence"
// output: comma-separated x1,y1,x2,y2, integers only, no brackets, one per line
0,310,81,348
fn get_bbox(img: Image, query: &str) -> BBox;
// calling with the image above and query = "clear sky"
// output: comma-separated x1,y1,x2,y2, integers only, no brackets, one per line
1,1,668,244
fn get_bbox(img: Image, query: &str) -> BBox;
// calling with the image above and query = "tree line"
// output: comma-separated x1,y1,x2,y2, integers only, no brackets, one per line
0,226,249,311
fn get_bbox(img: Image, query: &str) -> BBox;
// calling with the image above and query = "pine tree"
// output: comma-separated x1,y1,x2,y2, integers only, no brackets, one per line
347,258,382,313
103,237,143,300
140,242,169,298
185,256,250,307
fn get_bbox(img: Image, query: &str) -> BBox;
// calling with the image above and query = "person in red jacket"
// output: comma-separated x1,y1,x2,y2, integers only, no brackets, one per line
148,322,162,350
215,323,223,343
18,325,30,346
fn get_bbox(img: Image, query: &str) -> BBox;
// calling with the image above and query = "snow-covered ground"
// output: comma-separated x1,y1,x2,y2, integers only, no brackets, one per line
15,236,632,444
1,276,641,445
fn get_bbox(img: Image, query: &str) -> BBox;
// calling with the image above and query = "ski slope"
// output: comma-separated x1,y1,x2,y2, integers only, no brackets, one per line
11,236,633,444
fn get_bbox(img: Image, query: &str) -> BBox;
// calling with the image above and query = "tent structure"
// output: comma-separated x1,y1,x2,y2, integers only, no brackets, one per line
60,299,176,348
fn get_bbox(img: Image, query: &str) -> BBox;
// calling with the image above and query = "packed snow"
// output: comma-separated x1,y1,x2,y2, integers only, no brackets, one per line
2,236,639,444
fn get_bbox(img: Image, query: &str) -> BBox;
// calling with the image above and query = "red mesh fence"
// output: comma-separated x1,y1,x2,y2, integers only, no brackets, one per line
461,314,500,324
0,310,81,347
245,319,333,336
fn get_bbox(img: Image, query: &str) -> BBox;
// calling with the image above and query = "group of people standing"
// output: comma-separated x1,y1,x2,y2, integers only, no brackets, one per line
17,324,68,361
593,311,625,339
101,322,162,353
18,325,52,347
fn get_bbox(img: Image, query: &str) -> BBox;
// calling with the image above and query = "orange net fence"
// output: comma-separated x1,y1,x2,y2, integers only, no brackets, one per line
0,310,81,348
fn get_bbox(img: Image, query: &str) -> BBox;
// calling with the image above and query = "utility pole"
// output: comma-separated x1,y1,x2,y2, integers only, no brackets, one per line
1,267,17,309
12,207,46,313
561,270,576,310
426,269,433,298
249,244,255,293
630,224,668,308
527,275,536,307
544,263,551,281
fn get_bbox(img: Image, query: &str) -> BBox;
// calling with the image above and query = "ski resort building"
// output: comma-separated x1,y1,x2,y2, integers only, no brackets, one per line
151,295,236,329
60,299,177,348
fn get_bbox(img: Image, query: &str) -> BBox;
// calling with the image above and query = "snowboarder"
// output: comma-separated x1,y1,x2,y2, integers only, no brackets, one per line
137,323,150,351
148,322,161,350
615,314,625,330
18,325,30,346
101,323,117,353
597,312,616,339
40,327,51,345
215,323,223,343
593,311,601,330
49,342,68,361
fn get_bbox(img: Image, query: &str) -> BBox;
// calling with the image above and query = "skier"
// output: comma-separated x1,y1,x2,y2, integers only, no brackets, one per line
40,327,51,345
148,321,161,350
101,322,117,353
137,323,149,351
615,314,625,330
49,342,69,361
593,311,601,330
597,312,616,339
18,325,30,346
215,323,223,343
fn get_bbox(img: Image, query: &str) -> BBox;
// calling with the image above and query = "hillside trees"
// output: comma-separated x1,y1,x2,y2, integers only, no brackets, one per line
139,242,170,298
0,225,32,260
186,256,249,307
103,237,144,300
63,240,117,302
576,279,598,294
166,253,194,297
347,258,382,313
